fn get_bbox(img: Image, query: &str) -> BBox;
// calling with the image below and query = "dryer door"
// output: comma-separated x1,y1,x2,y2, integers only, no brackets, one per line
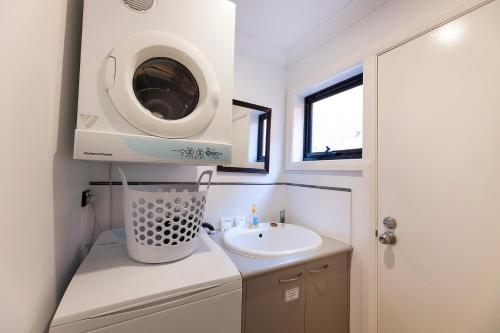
106,31,219,138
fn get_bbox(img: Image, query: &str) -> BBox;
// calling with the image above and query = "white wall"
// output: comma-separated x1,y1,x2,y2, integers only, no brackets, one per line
287,0,482,86
208,50,286,183
0,1,90,332
285,1,486,333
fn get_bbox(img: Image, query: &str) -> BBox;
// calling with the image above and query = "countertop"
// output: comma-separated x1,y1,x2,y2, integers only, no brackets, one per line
210,231,352,279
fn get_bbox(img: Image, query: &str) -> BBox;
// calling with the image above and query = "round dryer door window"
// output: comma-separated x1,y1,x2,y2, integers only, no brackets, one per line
106,31,220,138
133,57,200,121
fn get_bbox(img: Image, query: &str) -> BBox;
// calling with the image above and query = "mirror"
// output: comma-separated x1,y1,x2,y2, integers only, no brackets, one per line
217,100,271,174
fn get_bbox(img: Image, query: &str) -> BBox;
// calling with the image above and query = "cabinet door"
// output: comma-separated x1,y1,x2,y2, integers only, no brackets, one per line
245,265,306,333
305,254,349,333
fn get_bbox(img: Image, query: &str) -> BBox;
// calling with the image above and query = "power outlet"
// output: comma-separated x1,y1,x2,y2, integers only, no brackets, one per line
234,216,246,227
81,189,92,207
220,217,233,231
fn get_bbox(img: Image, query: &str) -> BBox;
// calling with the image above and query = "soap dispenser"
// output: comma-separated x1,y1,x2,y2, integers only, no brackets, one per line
251,204,260,228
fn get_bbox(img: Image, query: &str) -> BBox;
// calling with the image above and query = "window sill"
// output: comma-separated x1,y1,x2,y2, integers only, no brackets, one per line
285,158,373,172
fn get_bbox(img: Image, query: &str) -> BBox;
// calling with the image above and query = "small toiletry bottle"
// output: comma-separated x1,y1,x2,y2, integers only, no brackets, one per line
251,204,259,227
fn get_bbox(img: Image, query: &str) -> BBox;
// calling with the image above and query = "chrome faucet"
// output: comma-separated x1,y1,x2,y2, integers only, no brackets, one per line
279,209,285,223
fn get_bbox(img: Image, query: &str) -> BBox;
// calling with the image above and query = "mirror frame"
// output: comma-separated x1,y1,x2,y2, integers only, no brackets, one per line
217,99,271,174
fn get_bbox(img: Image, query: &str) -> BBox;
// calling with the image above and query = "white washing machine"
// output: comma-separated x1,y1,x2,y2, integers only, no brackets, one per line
74,0,235,164
49,229,242,332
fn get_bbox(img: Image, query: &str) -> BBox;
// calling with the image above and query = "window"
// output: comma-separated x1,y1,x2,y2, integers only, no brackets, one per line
256,113,268,162
303,73,363,161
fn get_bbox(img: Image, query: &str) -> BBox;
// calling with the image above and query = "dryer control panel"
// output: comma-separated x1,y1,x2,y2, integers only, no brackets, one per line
74,129,231,164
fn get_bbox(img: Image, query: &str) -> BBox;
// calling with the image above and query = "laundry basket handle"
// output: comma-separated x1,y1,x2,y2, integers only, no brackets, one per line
117,168,129,191
197,170,213,191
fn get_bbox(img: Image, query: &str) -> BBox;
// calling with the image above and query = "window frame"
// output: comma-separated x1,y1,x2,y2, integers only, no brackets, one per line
256,113,268,162
303,73,363,161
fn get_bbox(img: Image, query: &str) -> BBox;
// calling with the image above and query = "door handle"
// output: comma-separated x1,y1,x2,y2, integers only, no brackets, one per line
379,217,397,245
308,264,329,274
378,231,396,245
279,272,303,283
383,217,397,229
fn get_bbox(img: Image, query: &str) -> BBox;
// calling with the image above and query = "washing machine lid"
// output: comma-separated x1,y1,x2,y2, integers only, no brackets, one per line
106,31,220,138
51,229,241,327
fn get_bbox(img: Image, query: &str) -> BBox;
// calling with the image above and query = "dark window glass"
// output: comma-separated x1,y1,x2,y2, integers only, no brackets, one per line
133,57,199,120
304,73,363,161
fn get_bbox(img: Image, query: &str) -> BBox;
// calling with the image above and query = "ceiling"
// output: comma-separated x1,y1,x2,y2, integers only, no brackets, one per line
230,0,388,66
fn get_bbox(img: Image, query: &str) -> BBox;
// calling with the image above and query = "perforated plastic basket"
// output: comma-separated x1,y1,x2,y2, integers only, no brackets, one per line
118,168,213,263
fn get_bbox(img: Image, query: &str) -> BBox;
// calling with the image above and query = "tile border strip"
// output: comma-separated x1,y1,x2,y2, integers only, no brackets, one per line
88,181,351,192
285,183,351,192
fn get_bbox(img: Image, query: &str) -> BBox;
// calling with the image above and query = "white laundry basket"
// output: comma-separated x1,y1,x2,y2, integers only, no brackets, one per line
118,168,213,263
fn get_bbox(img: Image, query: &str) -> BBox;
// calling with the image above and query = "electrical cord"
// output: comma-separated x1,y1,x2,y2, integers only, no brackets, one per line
85,194,102,255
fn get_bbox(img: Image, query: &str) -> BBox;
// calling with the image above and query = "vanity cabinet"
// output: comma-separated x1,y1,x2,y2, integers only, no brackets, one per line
305,254,349,333
243,253,349,333
244,265,306,333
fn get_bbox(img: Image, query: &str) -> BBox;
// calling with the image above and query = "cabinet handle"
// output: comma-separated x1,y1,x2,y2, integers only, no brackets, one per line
279,272,303,283
308,264,329,274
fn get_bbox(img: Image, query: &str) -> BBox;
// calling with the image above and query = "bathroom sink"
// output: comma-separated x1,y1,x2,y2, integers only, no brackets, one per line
223,223,322,258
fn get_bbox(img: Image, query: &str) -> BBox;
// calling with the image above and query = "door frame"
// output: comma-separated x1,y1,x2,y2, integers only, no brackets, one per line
371,1,495,332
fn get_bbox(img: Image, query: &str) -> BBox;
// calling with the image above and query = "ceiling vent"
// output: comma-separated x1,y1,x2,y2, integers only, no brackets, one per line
120,0,157,12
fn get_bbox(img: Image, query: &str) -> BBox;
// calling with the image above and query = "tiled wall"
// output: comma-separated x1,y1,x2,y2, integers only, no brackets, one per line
89,180,351,244
90,183,283,230
285,185,351,244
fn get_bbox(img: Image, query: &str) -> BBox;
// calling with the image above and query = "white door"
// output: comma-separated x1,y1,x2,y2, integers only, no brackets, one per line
377,1,500,332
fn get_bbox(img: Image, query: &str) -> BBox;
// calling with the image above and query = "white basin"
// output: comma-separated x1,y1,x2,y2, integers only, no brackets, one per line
223,223,322,258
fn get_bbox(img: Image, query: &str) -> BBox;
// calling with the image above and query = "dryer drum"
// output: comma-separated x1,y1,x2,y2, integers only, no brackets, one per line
133,57,200,120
